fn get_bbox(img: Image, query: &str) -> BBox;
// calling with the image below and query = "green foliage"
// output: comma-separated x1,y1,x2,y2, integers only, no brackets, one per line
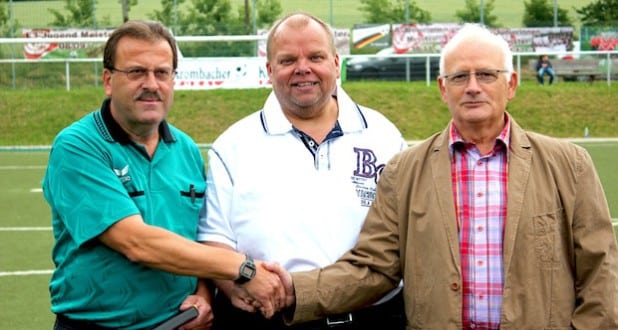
523,0,573,27
183,0,233,35
359,0,431,24
455,0,500,28
148,0,187,35
576,0,618,27
49,0,104,28
0,0,16,37
256,0,282,29
0,0,7,28
119,0,139,22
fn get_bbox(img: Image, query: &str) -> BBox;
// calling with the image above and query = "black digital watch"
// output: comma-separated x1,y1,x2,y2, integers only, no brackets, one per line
234,254,256,284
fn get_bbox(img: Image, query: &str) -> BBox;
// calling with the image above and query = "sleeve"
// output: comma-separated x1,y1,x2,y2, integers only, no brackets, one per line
197,147,236,248
289,153,404,323
43,134,139,246
570,147,618,328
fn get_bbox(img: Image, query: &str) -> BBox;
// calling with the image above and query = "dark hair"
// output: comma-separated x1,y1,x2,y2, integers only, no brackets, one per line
266,12,335,61
103,20,178,70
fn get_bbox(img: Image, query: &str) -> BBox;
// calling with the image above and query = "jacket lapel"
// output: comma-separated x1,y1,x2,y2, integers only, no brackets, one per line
503,119,532,272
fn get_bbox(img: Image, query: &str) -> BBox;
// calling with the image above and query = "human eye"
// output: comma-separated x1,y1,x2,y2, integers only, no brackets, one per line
475,71,498,83
279,57,294,65
154,69,172,80
476,71,498,83
448,72,469,83
311,54,324,62
127,68,147,79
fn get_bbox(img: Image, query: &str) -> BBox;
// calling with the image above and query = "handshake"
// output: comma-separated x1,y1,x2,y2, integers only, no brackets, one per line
227,260,295,318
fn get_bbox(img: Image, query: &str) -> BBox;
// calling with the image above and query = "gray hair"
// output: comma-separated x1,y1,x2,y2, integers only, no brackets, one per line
439,24,513,78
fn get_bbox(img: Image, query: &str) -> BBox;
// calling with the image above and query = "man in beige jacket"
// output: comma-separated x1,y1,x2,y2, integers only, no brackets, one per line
273,23,618,329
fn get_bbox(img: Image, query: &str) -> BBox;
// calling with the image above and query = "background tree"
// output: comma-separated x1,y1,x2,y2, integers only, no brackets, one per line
0,0,10,36
575,0,618,26
455,0,500,27
149,0,187,34
237,0,281,33
49,0,111,28
120,0,139,23
523,0,573,27
169,0,257,57
359,0,431,24
256,0,282,28
183,0,233,35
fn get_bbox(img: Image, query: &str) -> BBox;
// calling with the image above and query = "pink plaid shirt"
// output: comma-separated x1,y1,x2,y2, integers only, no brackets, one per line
449,116,510,330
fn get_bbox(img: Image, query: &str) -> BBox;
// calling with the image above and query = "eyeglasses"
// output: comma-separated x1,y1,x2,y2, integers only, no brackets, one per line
109,67,177,81
442,69,509,85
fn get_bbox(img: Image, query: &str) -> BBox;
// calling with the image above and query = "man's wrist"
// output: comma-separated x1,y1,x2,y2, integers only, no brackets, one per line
234,254,256,284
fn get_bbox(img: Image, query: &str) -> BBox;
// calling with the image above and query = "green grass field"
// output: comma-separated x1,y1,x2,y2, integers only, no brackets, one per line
10,0,595,30
0,143,617,329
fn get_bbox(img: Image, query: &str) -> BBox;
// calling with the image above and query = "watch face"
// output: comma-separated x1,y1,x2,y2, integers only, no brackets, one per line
241,264,256,277
235,256,257,284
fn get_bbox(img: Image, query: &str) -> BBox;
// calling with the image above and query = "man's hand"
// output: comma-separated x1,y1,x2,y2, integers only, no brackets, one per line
262,262,295,309
177,293,213,330
239,261,285,318
227,284,259,313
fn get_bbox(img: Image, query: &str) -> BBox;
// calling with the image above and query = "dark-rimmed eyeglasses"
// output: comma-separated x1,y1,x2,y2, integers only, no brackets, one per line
109,67,177,82
442,69,509,85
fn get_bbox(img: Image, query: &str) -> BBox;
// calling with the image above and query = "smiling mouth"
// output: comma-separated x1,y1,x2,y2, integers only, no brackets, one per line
292,82,318,87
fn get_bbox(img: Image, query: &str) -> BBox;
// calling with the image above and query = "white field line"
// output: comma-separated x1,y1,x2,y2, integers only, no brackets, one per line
0,165,46,170
0,269,53,277
0,226,52,231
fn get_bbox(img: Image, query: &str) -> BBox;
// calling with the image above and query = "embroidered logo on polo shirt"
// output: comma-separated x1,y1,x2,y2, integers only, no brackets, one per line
352,147,385,207
113,165,131,183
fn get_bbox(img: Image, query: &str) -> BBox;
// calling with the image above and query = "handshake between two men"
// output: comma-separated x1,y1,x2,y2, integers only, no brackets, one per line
229,260,295,318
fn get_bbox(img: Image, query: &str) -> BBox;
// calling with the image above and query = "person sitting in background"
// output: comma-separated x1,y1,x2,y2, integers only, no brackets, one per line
536,54,555,85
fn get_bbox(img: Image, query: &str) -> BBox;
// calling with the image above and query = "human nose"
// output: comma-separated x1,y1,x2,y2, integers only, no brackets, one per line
141,71,159,89
294,58,311,75
464,73,482,92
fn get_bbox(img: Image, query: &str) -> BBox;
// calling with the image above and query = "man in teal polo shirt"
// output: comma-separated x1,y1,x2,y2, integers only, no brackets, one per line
43,20,286,330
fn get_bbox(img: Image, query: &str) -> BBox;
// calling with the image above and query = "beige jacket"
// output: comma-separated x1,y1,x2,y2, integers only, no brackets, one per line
290,119,618,329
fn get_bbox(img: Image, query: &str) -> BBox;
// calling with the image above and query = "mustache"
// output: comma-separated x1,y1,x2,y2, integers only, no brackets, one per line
135,90,163,101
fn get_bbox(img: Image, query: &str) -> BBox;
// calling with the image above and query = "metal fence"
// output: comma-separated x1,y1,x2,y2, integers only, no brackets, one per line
0,36,616,90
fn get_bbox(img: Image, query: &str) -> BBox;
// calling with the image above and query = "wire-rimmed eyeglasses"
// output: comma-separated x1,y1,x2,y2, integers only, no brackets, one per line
108,67,177,82
442,69,509,85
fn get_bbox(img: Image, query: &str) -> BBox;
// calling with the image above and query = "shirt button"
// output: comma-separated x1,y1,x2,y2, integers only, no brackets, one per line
449,282,460,291
477,226,484,232
477,260,484,266
477,161,483,166
477,192,483,197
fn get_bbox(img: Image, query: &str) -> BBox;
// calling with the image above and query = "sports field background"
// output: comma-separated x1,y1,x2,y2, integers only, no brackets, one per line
1,1,614,328
0,142,617,329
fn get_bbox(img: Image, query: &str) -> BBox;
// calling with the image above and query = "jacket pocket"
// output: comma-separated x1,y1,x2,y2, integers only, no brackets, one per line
531,209,565,267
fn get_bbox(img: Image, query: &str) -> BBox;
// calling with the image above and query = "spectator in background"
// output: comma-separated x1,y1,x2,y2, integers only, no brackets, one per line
199,12,407,330
277,23,618,329
43,20,284,330
536,54,555,85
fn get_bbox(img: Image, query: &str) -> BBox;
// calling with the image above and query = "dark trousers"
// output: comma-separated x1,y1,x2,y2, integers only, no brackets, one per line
53,314,115,330
211,290,406,330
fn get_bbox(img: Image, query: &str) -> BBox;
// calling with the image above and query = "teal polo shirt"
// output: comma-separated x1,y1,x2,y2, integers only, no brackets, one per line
43,98,206,329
